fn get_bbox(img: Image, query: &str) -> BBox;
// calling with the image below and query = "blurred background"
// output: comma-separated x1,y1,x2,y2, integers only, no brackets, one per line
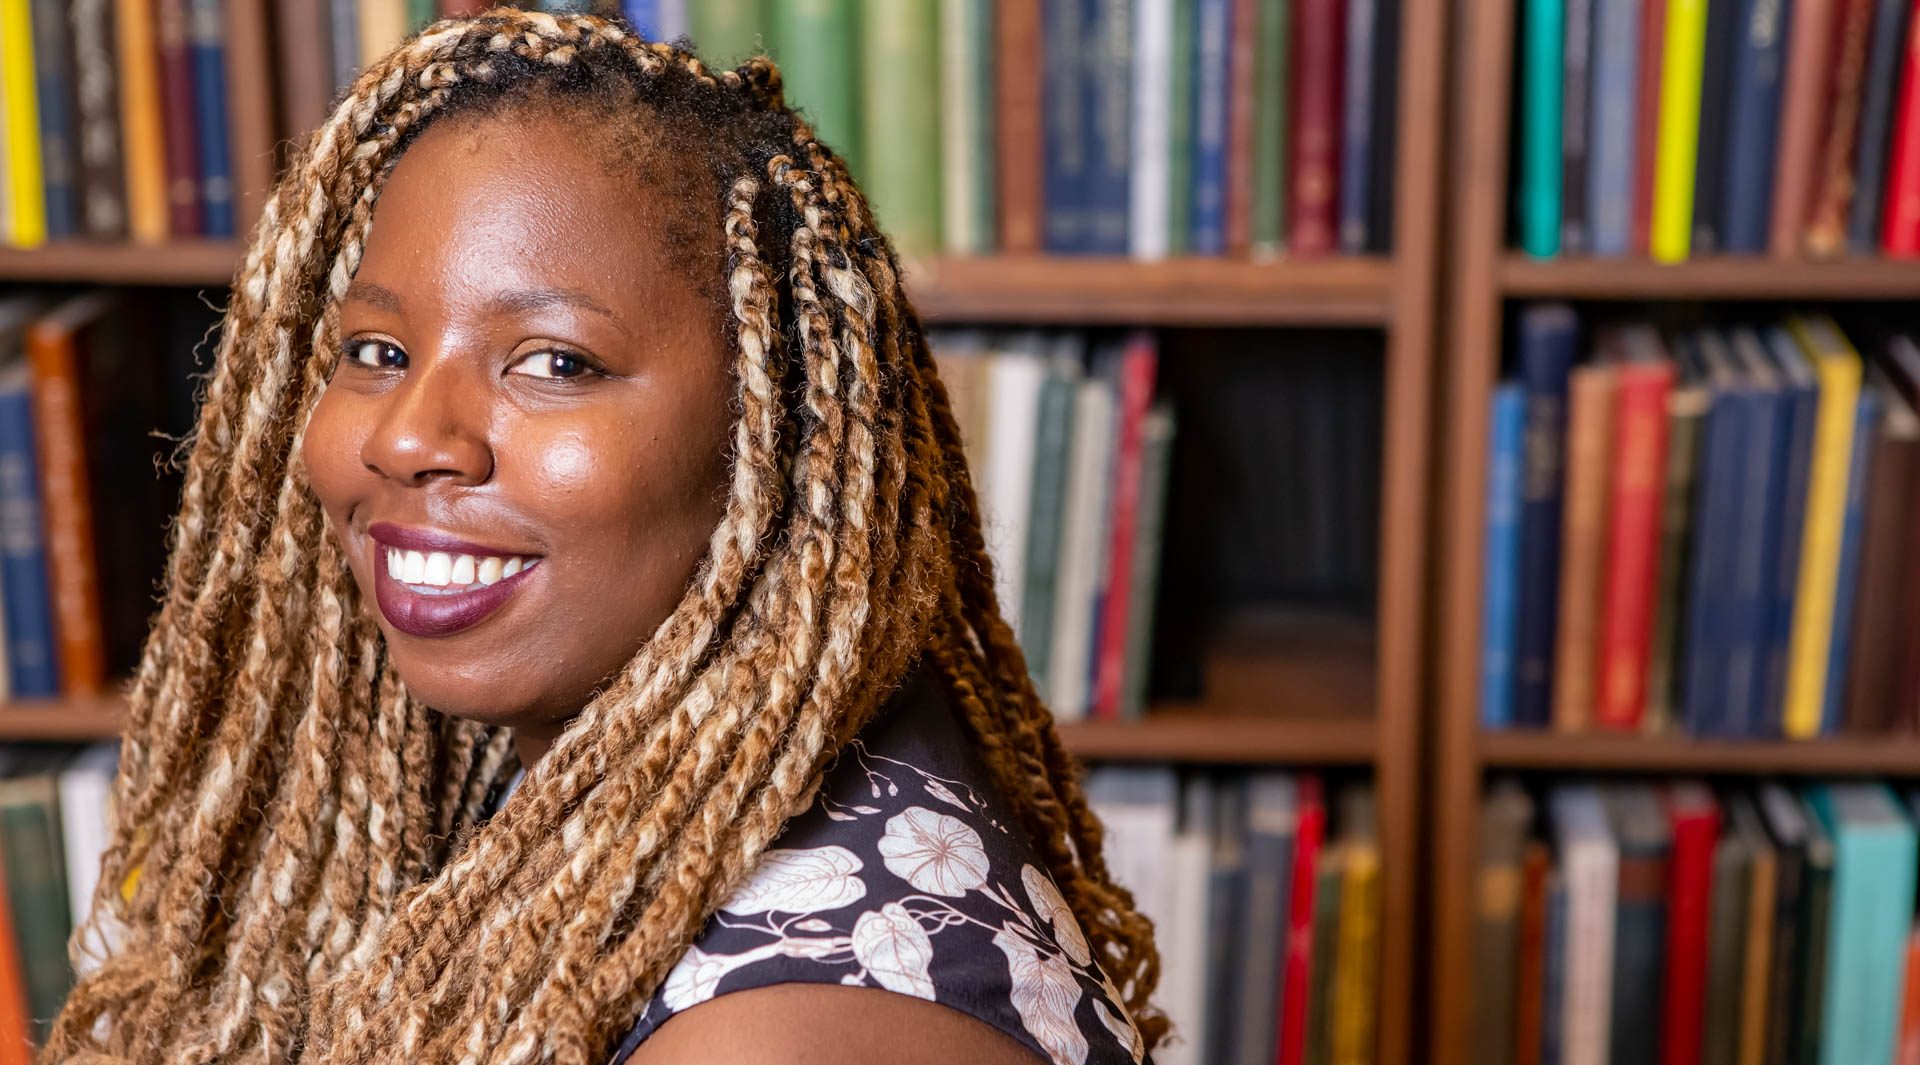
11,2,1920,1065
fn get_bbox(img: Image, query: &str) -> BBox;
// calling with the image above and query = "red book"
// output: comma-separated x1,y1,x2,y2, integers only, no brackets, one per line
0,861,31,1065
1287,0,1346,255
154,0,203,236
1632,0,1670,256
1225,0,1260,256
995,0,1044,254
1772,0,1841,257
1660,784,1721,1065
1884,3,1920,255
1512,842,1552,1065
1594,331,1674,730
1090,333,1158,719
1275,777,1326,1065
1897,926,1920,1065
438,0,491,13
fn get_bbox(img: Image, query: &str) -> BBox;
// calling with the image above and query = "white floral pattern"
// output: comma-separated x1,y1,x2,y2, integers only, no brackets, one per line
600,669,1150,1065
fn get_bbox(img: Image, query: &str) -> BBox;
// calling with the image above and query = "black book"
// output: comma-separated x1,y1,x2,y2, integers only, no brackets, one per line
1690,0,1743,253
1848,0,1916,250
1759,783,1809,1065
1561,0,1596,252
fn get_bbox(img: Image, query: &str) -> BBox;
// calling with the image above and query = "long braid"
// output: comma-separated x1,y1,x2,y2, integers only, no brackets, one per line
46,11,1165,1064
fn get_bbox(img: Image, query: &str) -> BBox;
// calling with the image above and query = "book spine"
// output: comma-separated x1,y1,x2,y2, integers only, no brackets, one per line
69,0,127,241
619,1,661,37
1819,388,1882,733
1561,0,1593,253
1805,0,1879,256
1552,365,1616,732
1189,0,1233,254
1120,408,1175,719
861,0,941,257
1662,804,1722,1065
0,0,46,247
941,0,978,254
1700,834,1750,1065
1250,0,1289,255
187,0,231,238
1597,362,1673,730
1688,0,1739,254
1651,0,1710,262
688,0,760,64
775,0,859,197
1542,873,1570,1065
1759,343,1818,736
1303,854,1343,1065
155,0,202,236
1722,0,1791,253
1794,842,1835,1065
1042,0,1087,253
1646,388,1704,734
1784,326,1862,738
1814,800,1917,1065
1771,0,1838,257
1286,0,1342,255
1362,0,1398,248
1900,925,1920,1065
1520,0,1565,257
1131,0,1175,259
27,321,106,699
1081,0,1132,255
1842,399,1916,732
406,0,433,28
1224,0,1258,255
1847,0,1914,249
1514,844,1552,1065
1633,0,1670,255
1738,847,1775,1065
1329,834,1380,1065
115,0,167,242
996,0,1044,253
1762,839,1805,1065
1514,306,1580,728
1022,369,1076,687
1336,0,1376,252
357,0,407,65
0,797,71,1044
0,386,59,697
1725,377,1780,738
0,857,29,1065
1276,779,1326,1065
1885,7,1920,255
1483,384,1526,730
1611,836,1667,1065
1683,378,1742,736
1091,334,1157,719
29,0,79,240
437,0,491,15
1588,0,1640,255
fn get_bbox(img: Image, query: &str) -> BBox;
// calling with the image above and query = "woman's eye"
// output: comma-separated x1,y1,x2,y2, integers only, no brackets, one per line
508,350,596,380
345,339,407,370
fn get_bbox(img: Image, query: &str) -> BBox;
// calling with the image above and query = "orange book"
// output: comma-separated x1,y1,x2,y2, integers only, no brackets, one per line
1513,841,1552,1065
1553,364,1619,731
0,859,32,1065
993,0,1042,253
1898,926,1920,1065
116,0,169,243
1595,330,1674,730
26,295,112,699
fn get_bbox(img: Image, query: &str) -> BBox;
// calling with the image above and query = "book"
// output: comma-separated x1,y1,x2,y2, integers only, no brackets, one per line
1805,0,1880,256
1276,776,1326,1065
1224,0,1259,256
0,0,44,247
1519,0,1566,258
1514,305,1580,727
56,743,116,974
1190,0,1234,254
1772,0,1838,257
1167,0,1197,254
155,0,202,235
68,0,126,240
1608,785,1671,1065
1250,0,1290,256
860,0,940,257
1303,838,1344,1065
1633,0,1671,255
980,340,1047,643
1588,0,1641,255
1020,344,1080,690
1720,329,1787,737
29,0,78,240
1759,783,1813,1065
1661,782,1720,1065
1885,3,1920,255
0,363,56,698
1328,785,1378,1065
1553,785,1618,1065
1809,784,1917,1065
1755,328,1819,737
1721,0,1792,253
329,0,358,85
772,0,858,185
1091,333,1158,719
1796,795,1838,1065
1687,0,1739,253
1041,0,1087,253
1476,781,1534,1065
1203,779,1247,1065
1701,791,1754,1065
116,0,168,243
1287,0,1344,255
1156,776,1214,1065
1646,362,1708,734
1843,366,1920,733
1821,384,1883,732
1900,926,1920,1065
1120,405,1176,720
1515,841,1552,1065
1784,317,1863,738
357,0,408,71
1878,336,1920,731
0,765,70,1044
1595,328,1673,730
1561,0,1594,252
1337,0,1381,252
1483,383,1526,729
1542,869,1571,1065
1232,772,1295,1065
1679,331,1747,736
1650,0,1710,261
1729,794,1776,1065
1132,0,1176,260
1047,374,1114,717
1552,362,1617,731
187,0,233,234
0,852,28,1065
1848,0,1916,249
995,0,1043,252
1082,0,1132,255
688,0,760,64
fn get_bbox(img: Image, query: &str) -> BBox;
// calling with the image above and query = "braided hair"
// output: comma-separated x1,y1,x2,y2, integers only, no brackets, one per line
45,9,1166,1064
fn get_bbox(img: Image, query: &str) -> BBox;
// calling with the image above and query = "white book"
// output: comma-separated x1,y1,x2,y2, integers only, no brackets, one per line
1129,0,1174,261
981,338,1049,641
1153,774,1215,1065
940,0,983,255
59,742,120,973
1048,379,1116,717
1551,785,1618,1065
656,0,689,40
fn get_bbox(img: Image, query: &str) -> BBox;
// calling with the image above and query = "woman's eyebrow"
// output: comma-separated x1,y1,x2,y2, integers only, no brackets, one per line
344,279,405,313
488,287,632,336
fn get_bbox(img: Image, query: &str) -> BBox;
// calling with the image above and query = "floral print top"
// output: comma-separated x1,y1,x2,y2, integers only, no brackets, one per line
491,665,1150,1065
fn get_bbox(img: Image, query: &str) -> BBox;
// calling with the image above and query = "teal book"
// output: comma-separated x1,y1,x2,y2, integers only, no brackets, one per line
1249,0,1289,255
1119,403,1176,719
1518,0,1565,257
0,766,73,1043
1021,343,1083,689
861,0,941,255
770,0,859,176
1167,0,1197,255
1810,784,1917,1065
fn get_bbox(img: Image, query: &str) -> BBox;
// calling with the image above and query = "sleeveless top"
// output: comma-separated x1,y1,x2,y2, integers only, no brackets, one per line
488,665,1152,1065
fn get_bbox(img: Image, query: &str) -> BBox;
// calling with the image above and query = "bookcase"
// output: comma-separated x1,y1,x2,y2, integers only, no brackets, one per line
0,2,1450,1064
1431,1,1920,1063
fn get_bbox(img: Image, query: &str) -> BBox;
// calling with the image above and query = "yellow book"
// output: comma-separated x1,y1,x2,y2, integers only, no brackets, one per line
1650,0,1710,263
0,0,45,248
1330,791,1380,1065
1783,316,1863,738
359,0,411,68
116,0,169,244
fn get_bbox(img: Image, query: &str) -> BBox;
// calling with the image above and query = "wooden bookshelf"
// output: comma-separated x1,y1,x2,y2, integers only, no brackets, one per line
1501,253,1920,300
1480,730,1920,775
0,241,246,285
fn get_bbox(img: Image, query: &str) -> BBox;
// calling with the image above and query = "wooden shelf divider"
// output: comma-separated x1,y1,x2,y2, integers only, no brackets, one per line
1480,730,1920,775
0,241,247,286
1501,253,1920,300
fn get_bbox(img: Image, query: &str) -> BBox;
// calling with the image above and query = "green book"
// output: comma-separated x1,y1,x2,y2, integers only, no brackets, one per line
1303,847,1345,1065
1249,0,1289,255
407,0,434,29
1120,404,1175,720
938,0,996,254
690,0,764,65
0,769,72,1044
1021,345,1082,688
770,0,859,175
1166,0,1197,255
860,0,941,256
1646,363,1706,734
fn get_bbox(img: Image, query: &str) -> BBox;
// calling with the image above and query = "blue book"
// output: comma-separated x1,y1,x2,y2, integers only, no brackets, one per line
1679,332,1747,736
29,0,79,239
1689,0,1742,253
1606,786,1672,1065
1519,0,1566,257
1339,0,1382,253
1722,0,1792,253
1203,779,1248,1065
189,0,234,238
1513,305,1580,727
1540,871,1568,1065
1755,327,1818,736
1483,384,1527,729
1809,784,1917,1065
1042,0,1088,253
329,0,359,90
1586,0,1639,255
0,365,60,698
1081,0,1132,254
1232,773,1296,1065
1848,0,1913,251
1713,330,1783,737
620,1,662,37
1187,0,1232,255
1821,384,1883,733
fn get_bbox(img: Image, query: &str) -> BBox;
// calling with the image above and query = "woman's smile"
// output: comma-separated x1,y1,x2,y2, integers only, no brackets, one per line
367,521,544,638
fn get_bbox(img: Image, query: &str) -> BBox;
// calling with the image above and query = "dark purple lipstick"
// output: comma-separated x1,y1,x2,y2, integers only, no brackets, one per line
368,522,542,639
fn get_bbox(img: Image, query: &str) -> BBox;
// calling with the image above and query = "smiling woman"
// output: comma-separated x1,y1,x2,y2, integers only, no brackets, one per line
39,9,1164,1065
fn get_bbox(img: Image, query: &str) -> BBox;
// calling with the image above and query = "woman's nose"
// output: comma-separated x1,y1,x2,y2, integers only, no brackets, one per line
359,363,494,488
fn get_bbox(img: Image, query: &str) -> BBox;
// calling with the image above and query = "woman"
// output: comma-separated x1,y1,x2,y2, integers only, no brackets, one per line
46,9,1166,1065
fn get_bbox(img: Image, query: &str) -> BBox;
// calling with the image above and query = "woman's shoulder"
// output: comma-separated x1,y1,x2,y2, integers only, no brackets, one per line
608,667,1150,1065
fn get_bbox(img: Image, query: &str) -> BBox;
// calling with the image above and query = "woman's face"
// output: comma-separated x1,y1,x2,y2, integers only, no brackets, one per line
304,108,735,756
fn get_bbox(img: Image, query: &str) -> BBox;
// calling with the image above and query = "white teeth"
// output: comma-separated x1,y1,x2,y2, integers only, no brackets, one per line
425,552,453,586
478,556,504,585
386,546,534,592
403,550,426,583
502,557,523,578
386,548,402,579
450,554,476,585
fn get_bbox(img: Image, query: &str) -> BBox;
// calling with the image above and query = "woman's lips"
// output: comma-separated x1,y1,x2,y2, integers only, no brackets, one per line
367,522,543,638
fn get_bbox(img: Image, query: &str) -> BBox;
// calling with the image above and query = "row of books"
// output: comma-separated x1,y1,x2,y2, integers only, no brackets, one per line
1476,779,1920,1065
1480,309,1920,739
1,0,240,247
1087,768,1379,1065
1514,0,1920,261
930,330,1174,723
0,291,176,703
